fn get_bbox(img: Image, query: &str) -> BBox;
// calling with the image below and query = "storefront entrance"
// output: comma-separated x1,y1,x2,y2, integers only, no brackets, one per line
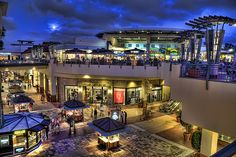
148,87,162,103
65,86,79,101
127,87,142,105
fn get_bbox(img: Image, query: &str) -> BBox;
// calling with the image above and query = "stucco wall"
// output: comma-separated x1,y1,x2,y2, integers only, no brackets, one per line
52,62,236,137
163,63,236,137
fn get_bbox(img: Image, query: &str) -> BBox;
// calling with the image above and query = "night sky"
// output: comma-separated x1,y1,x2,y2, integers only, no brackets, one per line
3,0,236,51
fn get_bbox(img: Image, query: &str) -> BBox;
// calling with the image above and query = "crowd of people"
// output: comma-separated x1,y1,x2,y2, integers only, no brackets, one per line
61,56,164,66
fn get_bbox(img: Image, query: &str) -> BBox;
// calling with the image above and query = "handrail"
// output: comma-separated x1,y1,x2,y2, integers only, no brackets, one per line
211,140,236,157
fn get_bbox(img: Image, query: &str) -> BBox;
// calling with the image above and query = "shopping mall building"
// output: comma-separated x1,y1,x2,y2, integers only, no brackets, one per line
0,6,236,156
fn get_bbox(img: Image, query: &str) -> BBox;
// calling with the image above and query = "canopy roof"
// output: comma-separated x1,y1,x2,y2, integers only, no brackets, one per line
65,48,87,54
63,100,89,110
124,48,145,54
10,95,34,105
8,84,22,90
92,48,114,55
9,80,22,84
88,117,125,136
0,112,50,133
186,15,236,30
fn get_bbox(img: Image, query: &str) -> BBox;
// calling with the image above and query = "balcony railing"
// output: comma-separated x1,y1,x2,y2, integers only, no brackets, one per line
0,59,49,67
180,62,236,83
56,58,179,67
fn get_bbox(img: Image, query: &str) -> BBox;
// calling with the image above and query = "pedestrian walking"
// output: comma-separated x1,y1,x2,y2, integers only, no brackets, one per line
94,108,97,120
121,111,124,123
124,111,128,124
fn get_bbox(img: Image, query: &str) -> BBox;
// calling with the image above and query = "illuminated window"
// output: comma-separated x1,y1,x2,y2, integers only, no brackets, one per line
0,136,10,147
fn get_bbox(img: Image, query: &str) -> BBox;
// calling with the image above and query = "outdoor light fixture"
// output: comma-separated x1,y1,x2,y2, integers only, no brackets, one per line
83,75,91,79
228,48,234,52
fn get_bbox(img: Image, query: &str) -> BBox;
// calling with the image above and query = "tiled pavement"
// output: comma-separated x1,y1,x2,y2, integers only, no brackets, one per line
27,125,194,157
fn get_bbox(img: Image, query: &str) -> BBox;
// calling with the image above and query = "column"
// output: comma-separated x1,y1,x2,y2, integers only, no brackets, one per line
190,38,195,61
180,43,185,61
196,38,202,61
142,80,148,103
200,128,218,156
215,30,225,63
33,70,39,87
39,73,44,94
146,37,151,60
49,76,57,102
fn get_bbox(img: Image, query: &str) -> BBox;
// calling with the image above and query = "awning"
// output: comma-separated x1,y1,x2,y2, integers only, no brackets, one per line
88,117,125,136
29,124,45,132
63,100,89,110
8,84,22,90
64,48,87,54
92,48,114,55
0,112,50,133
10,95,34,105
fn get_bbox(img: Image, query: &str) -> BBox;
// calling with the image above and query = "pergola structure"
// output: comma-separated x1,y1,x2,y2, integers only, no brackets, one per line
186,15,236,64
174,30,204,61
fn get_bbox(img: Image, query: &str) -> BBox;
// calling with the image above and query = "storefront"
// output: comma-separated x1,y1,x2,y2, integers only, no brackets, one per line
83,86,109,104
148,86,162,103
126,87,142,105
0,112,50,156
65,86,79,101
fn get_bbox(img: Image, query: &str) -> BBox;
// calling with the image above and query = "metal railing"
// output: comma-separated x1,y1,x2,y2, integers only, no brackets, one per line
0,59,49,66
180,62,236,83
56,58,177,67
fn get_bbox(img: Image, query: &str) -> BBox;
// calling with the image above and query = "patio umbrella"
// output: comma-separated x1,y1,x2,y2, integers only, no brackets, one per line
10,95,34,105
0,112,50,133
88,117,125,136
63,100,89,110
65,48,87,54
92,48,114,55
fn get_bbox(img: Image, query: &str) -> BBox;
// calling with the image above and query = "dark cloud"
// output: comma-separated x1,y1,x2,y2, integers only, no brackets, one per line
3,0,236,49
2,17,16,30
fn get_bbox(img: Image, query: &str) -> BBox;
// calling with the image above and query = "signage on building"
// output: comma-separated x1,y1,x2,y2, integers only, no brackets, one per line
114,89,124,104
15,147,25,154
111,111,119,120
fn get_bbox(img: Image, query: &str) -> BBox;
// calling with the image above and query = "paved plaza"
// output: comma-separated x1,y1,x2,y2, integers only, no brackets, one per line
27,125,193,157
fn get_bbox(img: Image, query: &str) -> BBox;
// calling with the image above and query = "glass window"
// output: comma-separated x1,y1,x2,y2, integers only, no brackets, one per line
65,86,79,101
0,136,10,148
28,131,37,149
151,44,155,48
128,44,132,47
13,130,26,147
143,44,146,47
127,88,142,105
136,44,139,47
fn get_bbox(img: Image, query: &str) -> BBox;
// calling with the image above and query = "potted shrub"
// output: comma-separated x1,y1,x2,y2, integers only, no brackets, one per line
181,119,193,141
176,109,182,123
191,130,202,152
